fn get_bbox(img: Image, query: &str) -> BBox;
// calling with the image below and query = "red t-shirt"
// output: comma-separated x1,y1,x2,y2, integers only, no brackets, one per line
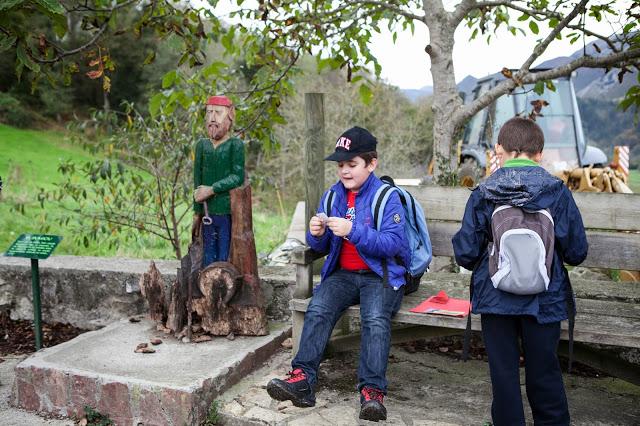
339,191,370,271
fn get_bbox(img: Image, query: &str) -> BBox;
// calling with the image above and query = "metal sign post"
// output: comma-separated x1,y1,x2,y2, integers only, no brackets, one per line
4,234,62,350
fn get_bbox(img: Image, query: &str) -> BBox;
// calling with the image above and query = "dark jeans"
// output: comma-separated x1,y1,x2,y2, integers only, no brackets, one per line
481,314,569,426
202,214,231,266
292,269,403,393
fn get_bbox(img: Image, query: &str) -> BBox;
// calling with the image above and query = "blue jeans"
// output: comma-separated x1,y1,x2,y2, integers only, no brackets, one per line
292,270,403,393
202,214,231,266
481,314,569,426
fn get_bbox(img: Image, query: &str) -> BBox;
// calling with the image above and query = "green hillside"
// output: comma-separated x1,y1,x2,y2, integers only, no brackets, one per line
0,125,289,259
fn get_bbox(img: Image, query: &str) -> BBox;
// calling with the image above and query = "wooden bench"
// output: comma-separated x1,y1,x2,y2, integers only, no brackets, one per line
290,186,640,385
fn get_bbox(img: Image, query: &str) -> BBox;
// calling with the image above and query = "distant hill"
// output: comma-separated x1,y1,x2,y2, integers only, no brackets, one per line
402,85,433,102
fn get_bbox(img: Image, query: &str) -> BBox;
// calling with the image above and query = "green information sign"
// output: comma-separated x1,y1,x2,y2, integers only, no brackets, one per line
5,234,62,260
4,234,62,350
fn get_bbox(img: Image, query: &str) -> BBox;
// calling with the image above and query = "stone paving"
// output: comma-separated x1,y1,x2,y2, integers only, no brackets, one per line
217,344,640,425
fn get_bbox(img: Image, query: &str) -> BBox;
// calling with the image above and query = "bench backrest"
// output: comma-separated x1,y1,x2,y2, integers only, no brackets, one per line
405,186,640,271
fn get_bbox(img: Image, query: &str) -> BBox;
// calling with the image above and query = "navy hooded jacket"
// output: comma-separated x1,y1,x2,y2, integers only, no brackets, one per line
306,173,409,288
452,160,588,323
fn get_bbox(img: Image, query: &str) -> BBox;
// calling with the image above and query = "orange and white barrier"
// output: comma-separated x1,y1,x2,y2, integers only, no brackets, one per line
486,149,501,176
613,146,630,177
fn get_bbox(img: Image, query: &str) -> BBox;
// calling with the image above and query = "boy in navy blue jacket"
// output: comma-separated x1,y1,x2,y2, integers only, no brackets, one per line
267,127,409,422
453,117,588,425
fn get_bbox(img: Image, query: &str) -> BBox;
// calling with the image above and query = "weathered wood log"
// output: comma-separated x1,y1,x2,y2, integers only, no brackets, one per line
141,183,268,337
191,184,268,336
138,261,166,323
166,270,187,333
192,261,268,335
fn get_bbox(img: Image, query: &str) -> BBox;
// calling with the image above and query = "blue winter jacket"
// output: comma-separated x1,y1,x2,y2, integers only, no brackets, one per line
307,173,409,288
452,162,588,323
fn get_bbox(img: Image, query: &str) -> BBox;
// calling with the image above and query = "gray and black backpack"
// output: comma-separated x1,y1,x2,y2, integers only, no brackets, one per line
488,205,554,295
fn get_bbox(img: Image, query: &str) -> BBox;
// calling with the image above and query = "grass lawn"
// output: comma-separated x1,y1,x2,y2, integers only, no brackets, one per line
628,169,640,193
0,125,290,260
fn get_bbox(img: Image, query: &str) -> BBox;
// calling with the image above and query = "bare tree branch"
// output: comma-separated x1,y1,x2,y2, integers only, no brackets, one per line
519,0,588,73
64,0,139,13
454,47,640,126
37,20,110,64
453,1,622,56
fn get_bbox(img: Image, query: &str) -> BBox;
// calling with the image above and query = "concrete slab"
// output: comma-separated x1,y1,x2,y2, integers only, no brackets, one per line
11,319,290,425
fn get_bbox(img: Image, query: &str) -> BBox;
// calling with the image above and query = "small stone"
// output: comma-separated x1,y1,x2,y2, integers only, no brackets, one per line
277,400,292,411
135,346,156,354
281,337,293,349
136,342,148,350
226,332,235,341
129,317,141,323
193,335,212,343
438,346,449,353
182,336,191,343
150,338,163,345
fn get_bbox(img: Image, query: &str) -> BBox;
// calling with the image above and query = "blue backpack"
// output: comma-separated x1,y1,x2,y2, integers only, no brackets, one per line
323,176,432,294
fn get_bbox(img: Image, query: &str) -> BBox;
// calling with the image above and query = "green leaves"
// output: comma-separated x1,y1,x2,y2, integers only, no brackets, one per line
0,0,24,11
16,43,40,75
0,34,17,53
358,84,373,104
528,20,539,35
149,93,164,117
162,71,178,89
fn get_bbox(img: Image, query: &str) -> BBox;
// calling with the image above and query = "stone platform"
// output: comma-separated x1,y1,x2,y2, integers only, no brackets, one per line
11,319,290,425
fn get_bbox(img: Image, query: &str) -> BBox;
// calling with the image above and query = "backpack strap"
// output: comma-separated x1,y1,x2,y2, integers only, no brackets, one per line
372,183,396,287
372,184,396,230
566,276,576,372
322,189,336,216
462,272,474,362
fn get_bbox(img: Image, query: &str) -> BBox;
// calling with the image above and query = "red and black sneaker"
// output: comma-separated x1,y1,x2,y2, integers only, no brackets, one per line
266,368,316,407
359,386,387,422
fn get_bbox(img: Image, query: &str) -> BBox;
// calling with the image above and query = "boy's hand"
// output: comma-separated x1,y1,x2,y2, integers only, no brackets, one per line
309,215,326,237
194,185,214,202
326,217,352,238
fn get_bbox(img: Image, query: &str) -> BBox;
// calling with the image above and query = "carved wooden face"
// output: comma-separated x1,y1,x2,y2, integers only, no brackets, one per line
205,105,232,141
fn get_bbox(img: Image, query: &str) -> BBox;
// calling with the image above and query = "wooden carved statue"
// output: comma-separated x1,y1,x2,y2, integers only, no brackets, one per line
140,95,267,340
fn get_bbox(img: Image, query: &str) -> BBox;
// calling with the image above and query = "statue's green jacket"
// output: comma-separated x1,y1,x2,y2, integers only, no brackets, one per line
193,136,245,215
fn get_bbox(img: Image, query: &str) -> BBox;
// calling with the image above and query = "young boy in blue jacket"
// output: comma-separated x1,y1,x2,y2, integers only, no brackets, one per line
267,126,409,422
453,117,588,425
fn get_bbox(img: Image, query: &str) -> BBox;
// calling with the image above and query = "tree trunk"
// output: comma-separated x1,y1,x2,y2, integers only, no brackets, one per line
423,1,463,178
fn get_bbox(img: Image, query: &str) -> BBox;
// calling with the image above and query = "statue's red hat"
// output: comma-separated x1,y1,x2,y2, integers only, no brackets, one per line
206,95,233,107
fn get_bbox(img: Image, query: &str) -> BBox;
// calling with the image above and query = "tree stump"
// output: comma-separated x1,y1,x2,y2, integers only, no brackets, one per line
138,261,167,324
192,184,268,336
139,183,268,338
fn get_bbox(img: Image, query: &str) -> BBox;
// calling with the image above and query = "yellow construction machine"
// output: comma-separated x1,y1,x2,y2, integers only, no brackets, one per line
458,70,633,193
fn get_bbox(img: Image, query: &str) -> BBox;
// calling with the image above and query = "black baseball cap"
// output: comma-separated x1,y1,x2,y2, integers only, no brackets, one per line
324,126,378,162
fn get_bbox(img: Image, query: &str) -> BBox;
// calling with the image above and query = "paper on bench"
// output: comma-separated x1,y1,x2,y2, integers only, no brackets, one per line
409,290,471,318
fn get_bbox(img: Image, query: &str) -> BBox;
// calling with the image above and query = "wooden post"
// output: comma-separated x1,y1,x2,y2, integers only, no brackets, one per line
304,93,325,232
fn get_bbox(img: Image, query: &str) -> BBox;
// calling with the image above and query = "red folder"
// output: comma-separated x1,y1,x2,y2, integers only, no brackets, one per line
409,290,471,317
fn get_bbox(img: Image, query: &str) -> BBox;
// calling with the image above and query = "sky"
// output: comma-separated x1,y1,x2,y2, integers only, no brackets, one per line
370,17,615,90
198,0,627,90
